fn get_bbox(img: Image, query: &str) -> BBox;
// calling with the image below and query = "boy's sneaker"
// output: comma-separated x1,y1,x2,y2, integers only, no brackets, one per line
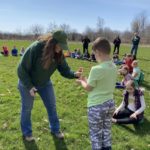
23,135,35,142
51,131,64,139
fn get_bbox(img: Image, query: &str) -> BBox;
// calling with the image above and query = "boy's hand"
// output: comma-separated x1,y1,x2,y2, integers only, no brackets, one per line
76,76,87,84
130,113,137,119
29,87,38,97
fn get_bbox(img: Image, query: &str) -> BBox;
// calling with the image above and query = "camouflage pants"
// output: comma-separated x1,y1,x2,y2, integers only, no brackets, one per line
88,100,115,150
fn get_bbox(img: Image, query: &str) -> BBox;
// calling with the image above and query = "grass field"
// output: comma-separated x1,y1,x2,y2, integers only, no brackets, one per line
0,40,150,150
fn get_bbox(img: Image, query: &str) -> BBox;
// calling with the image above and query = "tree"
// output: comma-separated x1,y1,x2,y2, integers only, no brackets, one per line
47,22,58,32
30,24,44,39
131,11,148,35
59,23,71,34
96,17,105,36
84,26,96,41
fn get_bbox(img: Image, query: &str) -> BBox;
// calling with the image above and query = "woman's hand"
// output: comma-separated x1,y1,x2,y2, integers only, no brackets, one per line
130,113,137,119
74,67,83,78
29,87,38,97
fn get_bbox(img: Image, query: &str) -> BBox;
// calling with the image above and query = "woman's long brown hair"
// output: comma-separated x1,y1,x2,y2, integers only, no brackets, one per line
38,33,63,69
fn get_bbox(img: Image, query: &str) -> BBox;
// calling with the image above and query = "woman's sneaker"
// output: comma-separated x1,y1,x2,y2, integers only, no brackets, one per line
23,135,35,142
51,131,64,139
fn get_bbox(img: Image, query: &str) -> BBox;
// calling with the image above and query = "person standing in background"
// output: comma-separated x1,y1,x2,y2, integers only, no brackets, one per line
82,36,91,54
131,32,140,60
113,36,121,54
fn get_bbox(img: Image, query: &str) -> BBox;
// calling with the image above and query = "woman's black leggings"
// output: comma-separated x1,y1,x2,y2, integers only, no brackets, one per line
113,108,139,124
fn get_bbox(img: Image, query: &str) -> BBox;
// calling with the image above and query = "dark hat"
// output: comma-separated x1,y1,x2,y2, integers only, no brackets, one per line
53,30,69,50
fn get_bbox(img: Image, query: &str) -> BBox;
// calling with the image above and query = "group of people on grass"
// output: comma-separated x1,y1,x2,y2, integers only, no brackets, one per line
0,46,25,56
16,30,145,150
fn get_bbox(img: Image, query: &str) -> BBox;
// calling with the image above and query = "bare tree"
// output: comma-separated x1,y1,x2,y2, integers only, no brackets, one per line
84,26,96,41
122,30,132,43
30,24,44,39
144,25,150,43
131,11,148,35
97,17,105,36
47,22,58,32
59,23,71,34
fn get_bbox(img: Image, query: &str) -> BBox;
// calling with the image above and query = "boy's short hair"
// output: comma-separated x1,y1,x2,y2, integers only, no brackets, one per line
126,54,132,57
92,37,111,54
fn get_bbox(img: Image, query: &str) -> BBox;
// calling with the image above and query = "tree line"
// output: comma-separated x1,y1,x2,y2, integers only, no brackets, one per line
0,12,150,44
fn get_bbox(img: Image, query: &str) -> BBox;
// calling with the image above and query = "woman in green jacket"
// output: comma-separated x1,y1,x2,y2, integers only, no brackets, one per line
17,30,82,141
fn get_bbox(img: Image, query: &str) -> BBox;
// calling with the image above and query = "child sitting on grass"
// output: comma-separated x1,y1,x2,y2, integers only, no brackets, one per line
116,65,132,89
11,46,18,56
89,50,96,62
124,54,134,73
1,46,9,56
132,60,141,87
20,47,25,56
76,37,117,150
113,53,126,65
112,80,146,124
75,48,82,59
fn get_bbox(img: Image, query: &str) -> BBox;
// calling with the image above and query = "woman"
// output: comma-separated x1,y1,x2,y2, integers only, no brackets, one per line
17,30,82,141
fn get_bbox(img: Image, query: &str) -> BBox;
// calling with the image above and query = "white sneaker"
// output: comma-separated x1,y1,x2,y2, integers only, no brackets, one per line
24,136,35,142
51,131,64,139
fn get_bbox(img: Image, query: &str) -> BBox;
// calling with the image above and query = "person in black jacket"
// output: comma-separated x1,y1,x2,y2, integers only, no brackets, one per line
82,36,90,54
113,36,121,54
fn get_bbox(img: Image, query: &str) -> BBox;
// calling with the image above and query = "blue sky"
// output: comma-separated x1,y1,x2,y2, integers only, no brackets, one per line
0,0,150,33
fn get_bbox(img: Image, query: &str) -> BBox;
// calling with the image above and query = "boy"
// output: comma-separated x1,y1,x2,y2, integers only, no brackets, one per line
77,37,117,150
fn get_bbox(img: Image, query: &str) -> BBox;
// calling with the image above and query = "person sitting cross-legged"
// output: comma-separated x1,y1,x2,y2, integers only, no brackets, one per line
112,80,146,124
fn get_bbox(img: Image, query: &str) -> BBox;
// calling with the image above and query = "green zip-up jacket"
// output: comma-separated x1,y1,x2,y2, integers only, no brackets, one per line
17,41,76,90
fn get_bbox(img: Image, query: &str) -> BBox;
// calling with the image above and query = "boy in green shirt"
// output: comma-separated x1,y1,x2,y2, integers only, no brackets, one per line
77,37,117,150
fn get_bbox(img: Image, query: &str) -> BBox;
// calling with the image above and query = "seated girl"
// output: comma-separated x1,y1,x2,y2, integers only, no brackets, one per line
112,80,146,124
20,47,25,56
1,46,9,56
132,60,141,87
116,66,132,89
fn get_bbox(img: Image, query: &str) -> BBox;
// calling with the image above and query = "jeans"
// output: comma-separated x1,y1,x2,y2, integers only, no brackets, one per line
18,80,60,136
131,45,138,58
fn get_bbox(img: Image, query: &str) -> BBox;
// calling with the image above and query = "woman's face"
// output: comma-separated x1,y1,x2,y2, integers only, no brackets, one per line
55,44,62,53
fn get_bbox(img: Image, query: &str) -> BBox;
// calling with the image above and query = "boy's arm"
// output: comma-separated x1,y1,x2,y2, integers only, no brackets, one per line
76,77,93,92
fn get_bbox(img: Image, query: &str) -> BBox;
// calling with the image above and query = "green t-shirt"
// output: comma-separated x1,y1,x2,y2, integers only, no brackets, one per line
87,61,117,107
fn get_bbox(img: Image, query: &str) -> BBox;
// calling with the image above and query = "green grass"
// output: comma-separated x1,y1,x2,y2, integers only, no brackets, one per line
0,40,150,150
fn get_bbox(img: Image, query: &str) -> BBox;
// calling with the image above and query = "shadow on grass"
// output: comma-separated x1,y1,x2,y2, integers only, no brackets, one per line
52,135,68,150
22,137,39,150
138,58,150,62
141,81,150,91
118,117,150,137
